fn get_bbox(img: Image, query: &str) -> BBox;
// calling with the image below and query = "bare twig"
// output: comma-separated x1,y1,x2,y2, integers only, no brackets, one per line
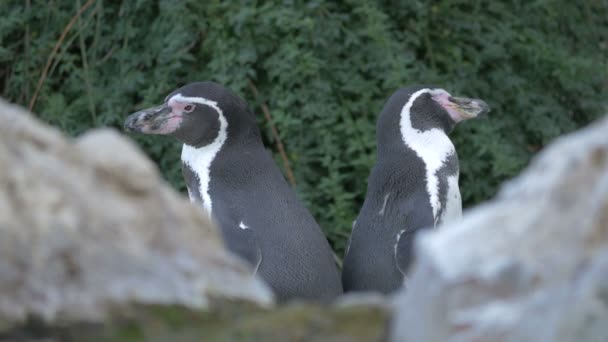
333,251,343,269
23,0,31,103
28,0,96,112
92,0,103,64
47,13,97,79
177,37,200,56
247,79,297,187
76,0,97,123
96,45,117,66
424,8,436,70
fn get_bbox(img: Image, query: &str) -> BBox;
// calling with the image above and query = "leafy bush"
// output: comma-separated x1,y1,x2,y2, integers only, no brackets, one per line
1,0,607,254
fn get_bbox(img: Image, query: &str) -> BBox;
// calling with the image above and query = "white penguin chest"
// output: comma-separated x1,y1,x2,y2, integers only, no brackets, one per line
181,143,223,217
399,88,464,226
400,127,457,222
438,173,462,225
171,93,228,218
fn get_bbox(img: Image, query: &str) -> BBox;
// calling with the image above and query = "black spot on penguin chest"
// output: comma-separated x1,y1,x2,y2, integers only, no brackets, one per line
435,151,459,220
181,162,202,202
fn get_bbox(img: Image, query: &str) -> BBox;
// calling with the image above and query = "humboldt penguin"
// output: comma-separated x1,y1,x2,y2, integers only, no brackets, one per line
124,81,342,302
342,85,489,293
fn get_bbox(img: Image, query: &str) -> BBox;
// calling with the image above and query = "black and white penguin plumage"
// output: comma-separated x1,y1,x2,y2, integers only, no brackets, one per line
342,85,489,294
124,81,342,302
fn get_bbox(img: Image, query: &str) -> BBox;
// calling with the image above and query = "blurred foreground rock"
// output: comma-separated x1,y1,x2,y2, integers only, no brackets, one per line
392,116,608,342
0,99,273,334
0,99,390,341
5,97,607,342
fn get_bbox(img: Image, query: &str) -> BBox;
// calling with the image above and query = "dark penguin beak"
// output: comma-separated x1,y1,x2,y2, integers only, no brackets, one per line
123,104,174,134
447,96,490,120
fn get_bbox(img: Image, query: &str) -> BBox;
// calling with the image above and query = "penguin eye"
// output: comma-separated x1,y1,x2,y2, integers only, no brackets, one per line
184,104,194,112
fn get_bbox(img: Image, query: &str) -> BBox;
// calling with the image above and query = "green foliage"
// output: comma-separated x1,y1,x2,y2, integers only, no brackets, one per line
1,0,607,254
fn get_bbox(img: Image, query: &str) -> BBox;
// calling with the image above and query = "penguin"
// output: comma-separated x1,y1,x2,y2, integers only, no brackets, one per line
341,85,489,294
123,81,342,302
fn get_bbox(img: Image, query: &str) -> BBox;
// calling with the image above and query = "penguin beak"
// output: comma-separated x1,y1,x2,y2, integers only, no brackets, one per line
124,104,180,134
445,96,490,121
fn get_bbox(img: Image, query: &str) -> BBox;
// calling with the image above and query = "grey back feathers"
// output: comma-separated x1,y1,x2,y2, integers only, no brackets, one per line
342,85,488,293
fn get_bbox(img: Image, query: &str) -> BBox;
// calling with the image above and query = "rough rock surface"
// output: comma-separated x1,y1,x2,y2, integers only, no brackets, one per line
392,116,608,342
0,99,393,342
4,299,390,342
0,98,273,332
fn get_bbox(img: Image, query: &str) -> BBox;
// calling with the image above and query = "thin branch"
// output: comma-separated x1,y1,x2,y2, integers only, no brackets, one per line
333,251,343,270
424,8,436,70
247,79,297,187
76,0,97,123
92,0,103,65
23,0,31,103
28,0,97,112
47,12,97,80
96,45,117,66
118,4,131,78
177,36,200,56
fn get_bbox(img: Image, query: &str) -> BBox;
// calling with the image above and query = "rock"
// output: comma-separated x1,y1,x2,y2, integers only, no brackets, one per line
3,300,391,342
335,292,391,309
0,98,273,333
0,99,393,342
391,116,608,342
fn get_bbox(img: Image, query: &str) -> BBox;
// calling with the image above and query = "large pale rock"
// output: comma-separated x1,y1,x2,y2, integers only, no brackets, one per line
0,99,273,331
391,116,608,341
0,99,393,341
2,299,390,341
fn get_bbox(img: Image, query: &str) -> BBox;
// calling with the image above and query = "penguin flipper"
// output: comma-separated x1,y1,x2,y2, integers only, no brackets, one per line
394,229,416,276
221,224,263,276
343,220,357,258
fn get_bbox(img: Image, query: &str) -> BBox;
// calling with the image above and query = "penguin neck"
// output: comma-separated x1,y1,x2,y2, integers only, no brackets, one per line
181,124,265,218
398,101,457,221
180,109,229,217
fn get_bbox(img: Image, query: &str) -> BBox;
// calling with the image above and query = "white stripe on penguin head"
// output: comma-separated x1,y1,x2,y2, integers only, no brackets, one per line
399,88,457,223
174,93,228,219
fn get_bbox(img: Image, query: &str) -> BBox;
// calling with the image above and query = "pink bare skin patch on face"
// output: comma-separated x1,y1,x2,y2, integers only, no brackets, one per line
155,114,184,134
431,91,465,123
147,98,193,134
136,104,184,134
169,98,191,113
431,89,488,123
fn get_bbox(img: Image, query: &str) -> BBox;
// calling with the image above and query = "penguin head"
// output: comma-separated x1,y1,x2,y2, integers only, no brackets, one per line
124,82,257,147
396,85,490,134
